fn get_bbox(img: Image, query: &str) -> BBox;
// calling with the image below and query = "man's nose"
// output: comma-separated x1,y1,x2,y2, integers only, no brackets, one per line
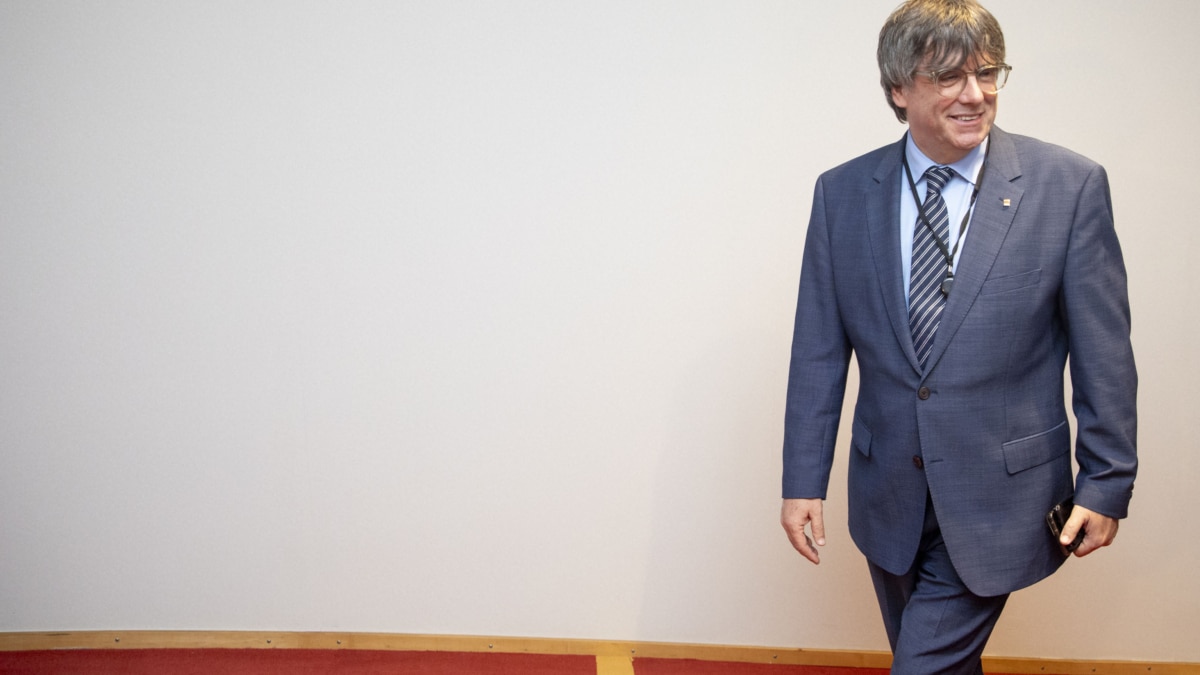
958,73,986,102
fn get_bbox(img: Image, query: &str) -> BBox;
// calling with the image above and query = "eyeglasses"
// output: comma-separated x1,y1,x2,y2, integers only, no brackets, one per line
913,64,1012,97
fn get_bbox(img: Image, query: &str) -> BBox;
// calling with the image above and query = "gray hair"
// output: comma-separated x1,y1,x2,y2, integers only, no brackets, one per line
877,0,1006,122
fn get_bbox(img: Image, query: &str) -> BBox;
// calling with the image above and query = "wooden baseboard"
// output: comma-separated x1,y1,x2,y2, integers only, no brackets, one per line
0,631,1194,674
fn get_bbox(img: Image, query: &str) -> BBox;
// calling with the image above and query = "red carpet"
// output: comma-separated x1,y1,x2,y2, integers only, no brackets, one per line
0,649,597,674
632,658,888,675
0,650,1082,675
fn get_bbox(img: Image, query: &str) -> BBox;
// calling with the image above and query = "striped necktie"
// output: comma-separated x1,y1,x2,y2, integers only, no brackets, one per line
909,165,955,369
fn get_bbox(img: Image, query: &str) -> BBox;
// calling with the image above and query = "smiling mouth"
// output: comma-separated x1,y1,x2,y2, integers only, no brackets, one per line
951,114,982,123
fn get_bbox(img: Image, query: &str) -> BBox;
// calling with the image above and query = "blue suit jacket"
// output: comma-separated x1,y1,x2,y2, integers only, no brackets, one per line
782,127,1137,597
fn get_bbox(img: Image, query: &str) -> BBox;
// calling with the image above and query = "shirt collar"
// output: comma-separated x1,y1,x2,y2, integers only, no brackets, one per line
904,133,989,186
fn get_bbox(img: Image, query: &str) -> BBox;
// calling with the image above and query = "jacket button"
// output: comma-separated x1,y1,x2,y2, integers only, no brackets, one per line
913,456,924,469
918,386,931,400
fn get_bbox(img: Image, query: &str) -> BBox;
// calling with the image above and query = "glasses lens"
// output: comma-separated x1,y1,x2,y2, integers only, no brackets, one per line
935,70,964,94
989,66,1010,92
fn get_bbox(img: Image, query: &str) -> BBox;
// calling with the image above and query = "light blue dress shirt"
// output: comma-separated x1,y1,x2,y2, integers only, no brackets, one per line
900,134,989,303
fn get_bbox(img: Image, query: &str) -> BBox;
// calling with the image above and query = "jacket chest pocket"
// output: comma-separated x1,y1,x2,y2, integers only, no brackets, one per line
980,268,1042,296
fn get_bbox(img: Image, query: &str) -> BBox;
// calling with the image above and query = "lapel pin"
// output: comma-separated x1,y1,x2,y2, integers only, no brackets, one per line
1002,198,1011,207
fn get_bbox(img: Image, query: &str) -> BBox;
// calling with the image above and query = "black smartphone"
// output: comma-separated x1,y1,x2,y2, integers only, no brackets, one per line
1046,497,1085,553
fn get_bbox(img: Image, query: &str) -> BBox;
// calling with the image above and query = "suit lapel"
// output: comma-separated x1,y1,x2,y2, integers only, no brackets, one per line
922,127,1025,373
866,138,924,372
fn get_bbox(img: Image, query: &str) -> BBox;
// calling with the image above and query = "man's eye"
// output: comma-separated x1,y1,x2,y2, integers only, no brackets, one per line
937,72,964,87
977,67,999,83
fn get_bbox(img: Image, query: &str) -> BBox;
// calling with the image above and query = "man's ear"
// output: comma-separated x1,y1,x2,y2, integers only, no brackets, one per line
891,85,909,110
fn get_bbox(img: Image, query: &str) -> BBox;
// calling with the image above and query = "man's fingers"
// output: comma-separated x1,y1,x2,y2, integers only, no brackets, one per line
1060,513,1084,548
810,507,826,547
797,534,821,564
783,524,820,564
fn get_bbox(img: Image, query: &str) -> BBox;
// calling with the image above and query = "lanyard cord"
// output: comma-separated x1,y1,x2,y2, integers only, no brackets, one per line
901,142,990,280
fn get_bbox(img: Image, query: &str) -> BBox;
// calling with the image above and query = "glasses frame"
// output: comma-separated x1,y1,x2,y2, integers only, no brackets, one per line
913,63,1012,97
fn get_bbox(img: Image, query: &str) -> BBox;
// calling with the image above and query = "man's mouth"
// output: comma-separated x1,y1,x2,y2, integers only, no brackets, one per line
951,114,982,123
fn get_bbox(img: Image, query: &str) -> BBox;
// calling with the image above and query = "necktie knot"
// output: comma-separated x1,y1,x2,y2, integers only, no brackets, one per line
924,165,954,196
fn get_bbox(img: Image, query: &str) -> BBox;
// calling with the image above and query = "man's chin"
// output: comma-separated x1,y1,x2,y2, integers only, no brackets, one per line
949,128,991,153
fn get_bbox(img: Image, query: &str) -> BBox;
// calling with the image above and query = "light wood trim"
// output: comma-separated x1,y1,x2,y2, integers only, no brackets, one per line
0,631,1195,674
595,655,636,675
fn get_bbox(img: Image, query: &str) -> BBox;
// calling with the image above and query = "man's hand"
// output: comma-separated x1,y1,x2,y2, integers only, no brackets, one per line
781,498,825,564
1062,504,1119,557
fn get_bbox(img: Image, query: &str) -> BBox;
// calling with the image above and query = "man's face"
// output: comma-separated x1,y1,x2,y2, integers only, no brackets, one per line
891,54,998,164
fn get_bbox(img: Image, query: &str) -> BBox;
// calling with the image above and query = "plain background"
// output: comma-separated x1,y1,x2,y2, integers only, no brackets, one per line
1,0,1196,663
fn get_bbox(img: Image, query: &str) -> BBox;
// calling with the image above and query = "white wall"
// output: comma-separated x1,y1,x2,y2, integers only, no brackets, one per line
1,0,1196,663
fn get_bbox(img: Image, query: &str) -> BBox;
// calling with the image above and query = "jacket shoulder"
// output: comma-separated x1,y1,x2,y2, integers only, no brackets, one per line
1000,130,1105,174
817,140,901,187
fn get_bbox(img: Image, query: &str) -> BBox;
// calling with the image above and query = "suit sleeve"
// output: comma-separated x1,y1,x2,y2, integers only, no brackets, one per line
1061,164,1138,518
782,175,853,500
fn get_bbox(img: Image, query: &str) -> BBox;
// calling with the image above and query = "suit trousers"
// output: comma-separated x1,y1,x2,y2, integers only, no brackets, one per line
868,493,1009,675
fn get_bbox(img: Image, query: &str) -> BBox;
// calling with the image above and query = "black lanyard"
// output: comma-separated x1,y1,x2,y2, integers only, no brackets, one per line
901,141,989,297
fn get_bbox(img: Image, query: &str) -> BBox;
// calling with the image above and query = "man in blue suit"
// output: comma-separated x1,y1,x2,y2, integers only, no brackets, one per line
780,1,1137,671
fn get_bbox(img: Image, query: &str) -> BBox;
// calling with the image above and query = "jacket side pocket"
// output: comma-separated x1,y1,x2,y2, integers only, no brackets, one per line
1002,419,1069,474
